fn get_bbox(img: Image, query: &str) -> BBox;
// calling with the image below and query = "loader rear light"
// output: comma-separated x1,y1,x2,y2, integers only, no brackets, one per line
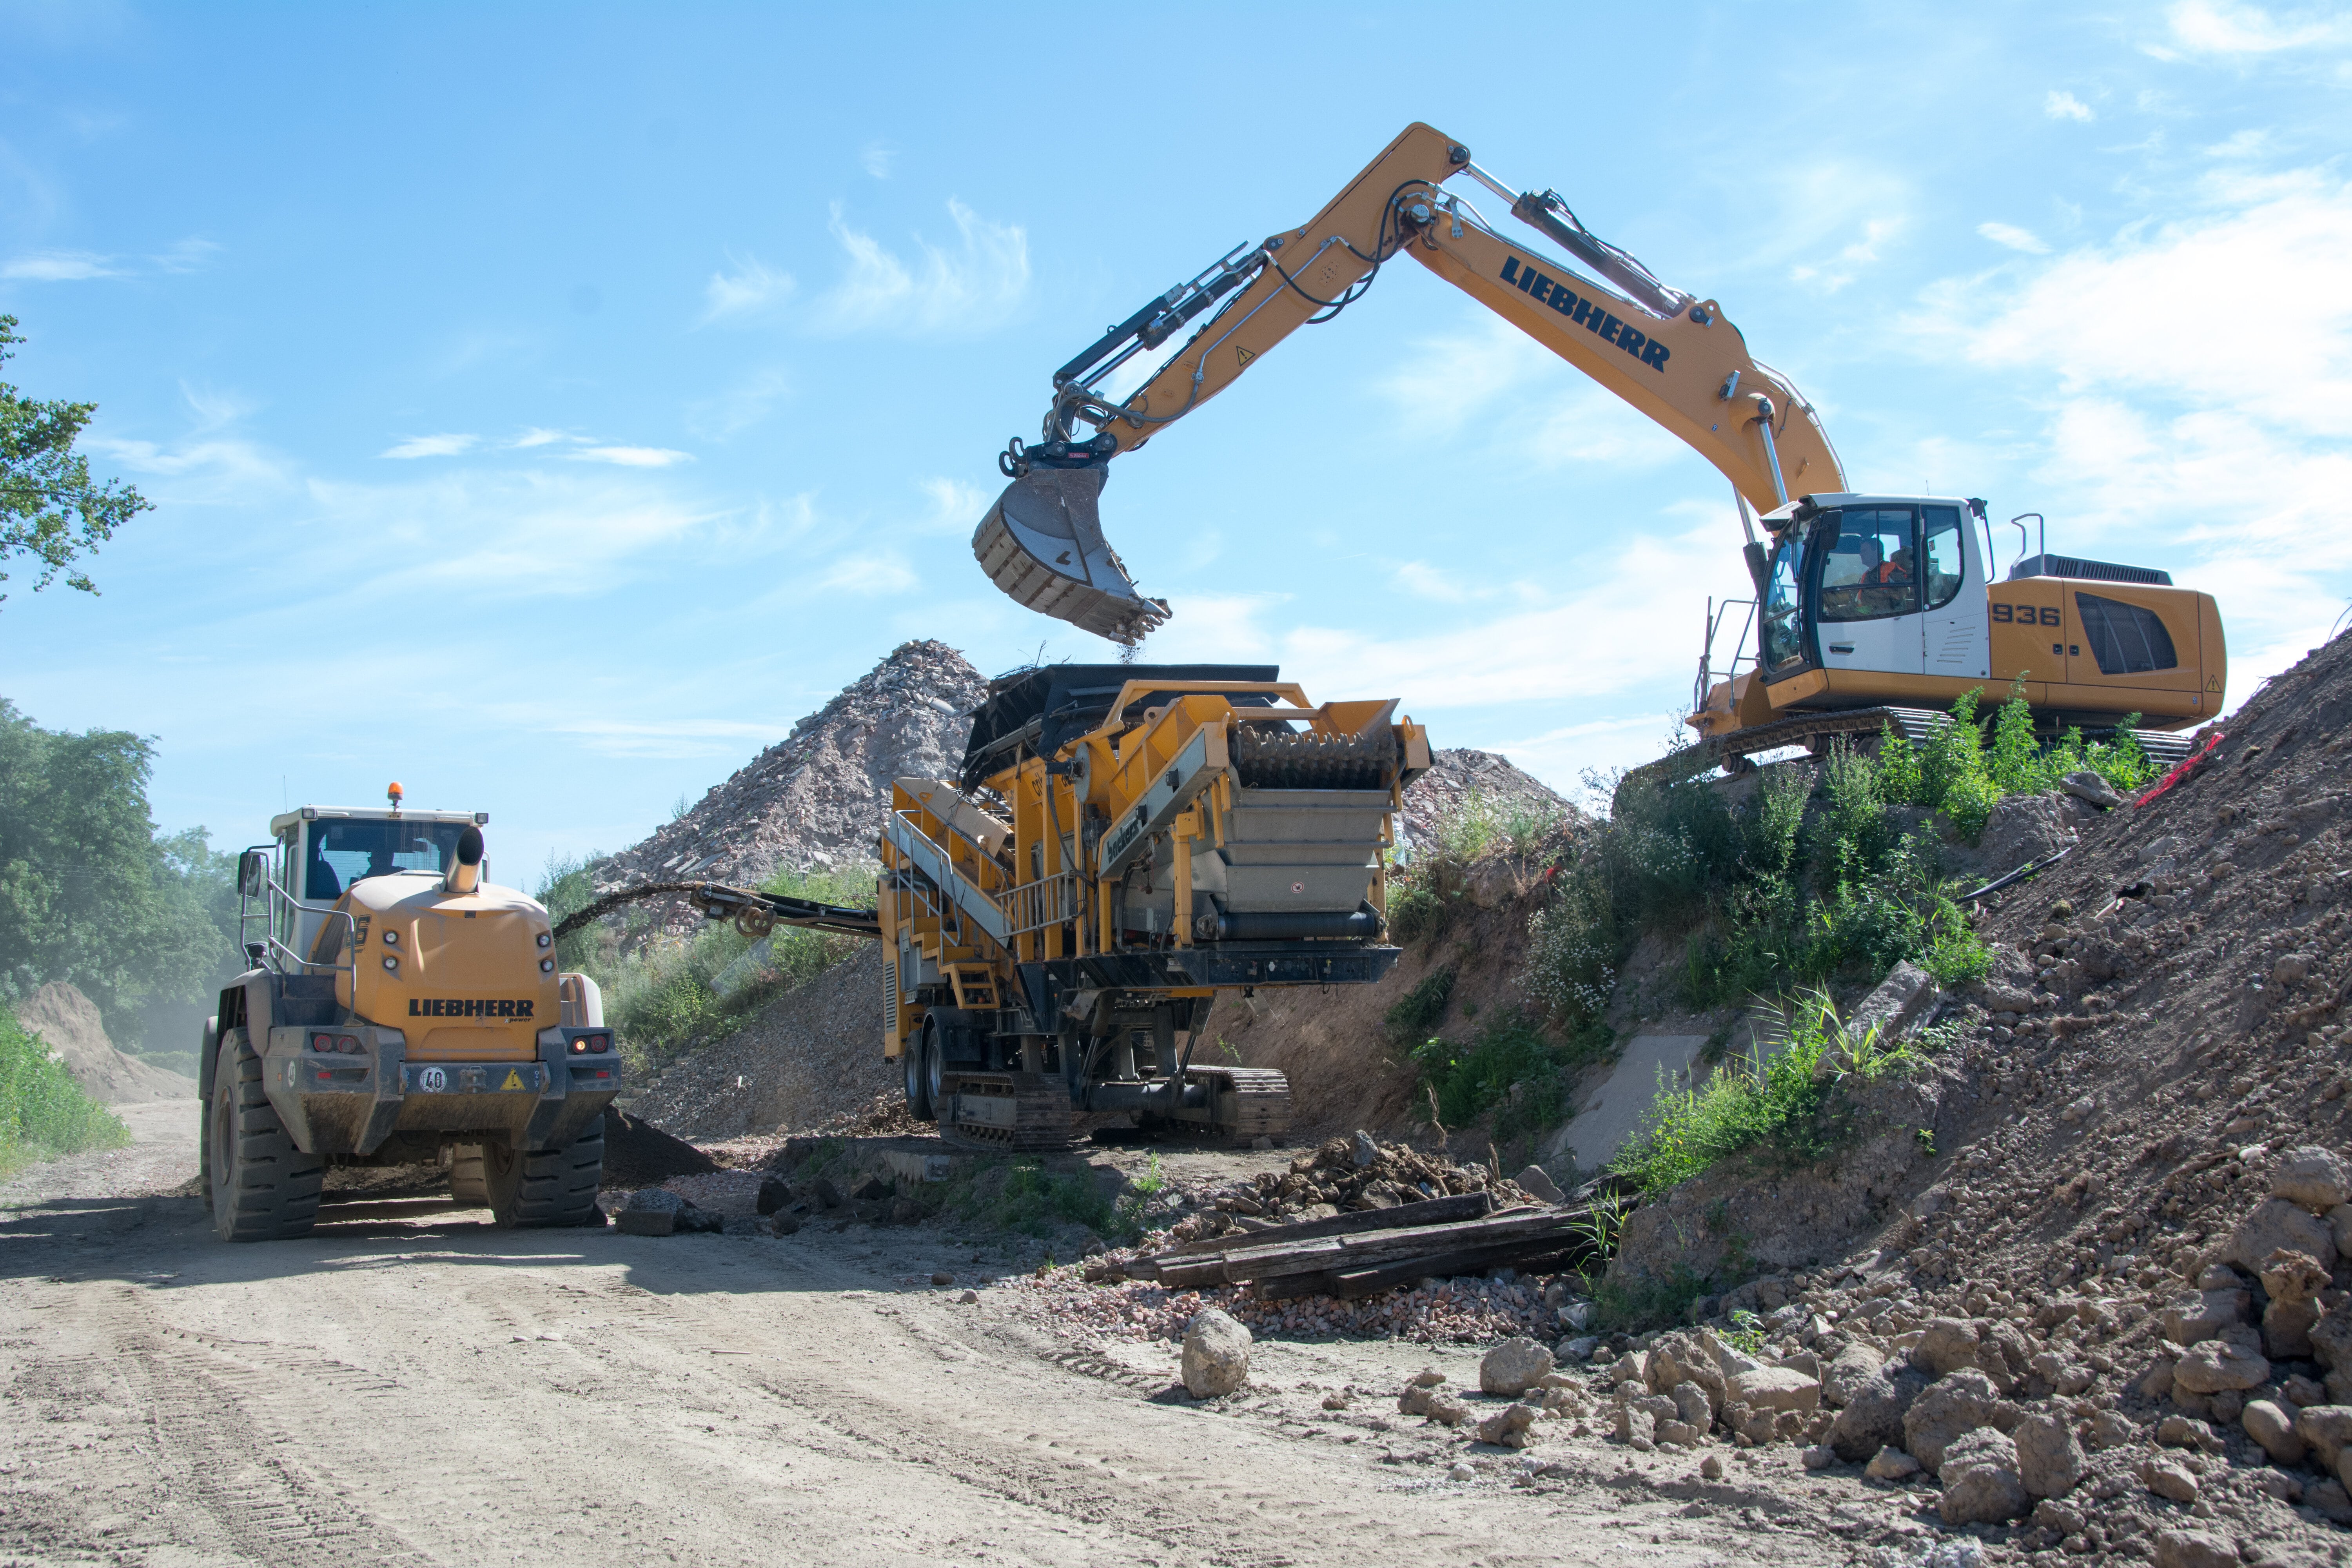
309,1033,362,1054
569,1033,611,1054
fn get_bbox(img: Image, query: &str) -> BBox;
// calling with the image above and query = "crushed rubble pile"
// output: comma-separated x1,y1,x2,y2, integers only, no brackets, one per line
1158,1134,1536,1243
1019,1268,1577,1348
592,640,987,939
1397,748,1580,853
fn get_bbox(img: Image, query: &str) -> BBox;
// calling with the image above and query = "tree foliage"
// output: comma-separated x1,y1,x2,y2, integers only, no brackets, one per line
0,316,151,603
0,700,239,1052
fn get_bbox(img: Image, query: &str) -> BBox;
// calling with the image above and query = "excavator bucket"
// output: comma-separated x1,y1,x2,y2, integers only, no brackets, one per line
971,465,1169,646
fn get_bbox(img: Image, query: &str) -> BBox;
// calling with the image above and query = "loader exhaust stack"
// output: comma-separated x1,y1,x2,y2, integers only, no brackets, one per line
971,465,1169,646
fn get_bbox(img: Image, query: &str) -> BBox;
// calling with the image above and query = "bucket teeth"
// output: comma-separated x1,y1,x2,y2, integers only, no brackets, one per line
971,466,1170,645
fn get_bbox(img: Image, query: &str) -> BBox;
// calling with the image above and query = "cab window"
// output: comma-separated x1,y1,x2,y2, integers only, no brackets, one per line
1759,533,1811,675
1817,508,1918,622
304,818,467,900
1921,506,1965,610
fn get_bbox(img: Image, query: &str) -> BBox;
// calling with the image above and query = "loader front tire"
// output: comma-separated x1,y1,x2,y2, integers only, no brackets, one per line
450,1143,490,1207
483,1125,604,1229
208,1028,323,1242
903,1019,936,1123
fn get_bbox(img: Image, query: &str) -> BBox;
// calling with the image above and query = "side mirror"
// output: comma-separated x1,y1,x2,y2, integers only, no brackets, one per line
238,849,267,898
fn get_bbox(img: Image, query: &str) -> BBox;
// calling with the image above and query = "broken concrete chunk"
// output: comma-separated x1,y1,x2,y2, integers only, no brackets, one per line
1726,1366,1820,1414
1831,1365,1929,1463
2159,1288,2249,1346
2220,1197,2337,1275
1865,1445,1920,1481
2151,1531,2239,1568
616,1188,686,1236
2013,1412,2084,1499
755,1176,793,1215
1512,1164,1564,1204
1180,1308,1251,1398
2059,770,2125,809
1479,1336,1555,1396
1903,1368,2000,1475
2171,1329,2270,1395
2272,1145,2352,1211
2297,1405,2352,1471
1938,1428,2027,1525
1822,1343,1885,1409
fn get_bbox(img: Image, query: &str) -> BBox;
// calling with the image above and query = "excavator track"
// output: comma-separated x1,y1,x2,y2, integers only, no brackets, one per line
1178,1066,1291,1143
938,1073,1084,1153
1619,706,2198,811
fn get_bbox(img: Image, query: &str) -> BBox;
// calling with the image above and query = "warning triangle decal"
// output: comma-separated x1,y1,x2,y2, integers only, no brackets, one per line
1236,345,1256,368
502,1069,525,1091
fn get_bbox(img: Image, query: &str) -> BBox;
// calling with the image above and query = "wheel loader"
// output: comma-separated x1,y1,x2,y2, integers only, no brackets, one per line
200,788,620,1240
968,121,2226,784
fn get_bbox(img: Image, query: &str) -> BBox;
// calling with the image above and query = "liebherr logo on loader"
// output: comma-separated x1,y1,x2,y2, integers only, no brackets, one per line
408,998,535,1018
1498,256,1670,372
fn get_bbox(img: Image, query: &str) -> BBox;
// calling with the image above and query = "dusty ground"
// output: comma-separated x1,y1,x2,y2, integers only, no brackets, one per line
0,1105,1877,1567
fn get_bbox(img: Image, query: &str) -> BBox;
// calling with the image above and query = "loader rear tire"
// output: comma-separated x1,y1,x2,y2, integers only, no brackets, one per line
450,1143,490,1207
208,1028,323,1242
904,1018,936,1123
483,1126,604,1229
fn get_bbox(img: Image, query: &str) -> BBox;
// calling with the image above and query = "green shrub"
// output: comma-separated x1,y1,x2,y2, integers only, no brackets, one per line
1384,967,1455,1041
1411,1008,1608,1143
1609,990,1915,1195
1386,882,1445,946
1877,685,2161,844
538,856,872,1072
0,1010,129,1174
933,1156,1140,1241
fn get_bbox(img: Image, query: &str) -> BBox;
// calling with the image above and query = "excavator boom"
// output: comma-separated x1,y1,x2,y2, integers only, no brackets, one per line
974,122,1845,642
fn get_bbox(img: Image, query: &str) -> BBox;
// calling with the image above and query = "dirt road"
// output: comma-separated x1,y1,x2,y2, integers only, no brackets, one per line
0,1107,1865,1567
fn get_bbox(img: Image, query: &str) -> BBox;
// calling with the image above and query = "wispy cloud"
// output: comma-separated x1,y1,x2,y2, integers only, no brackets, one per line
1977,221,2052,254
2,249,122,281
815,552,917,595
915,475,988,534
2045,89,2096,121
571,445,693,468
381,433,479,459
1790,216,1906,293
2162,0,2347,54
686,368,792,439
151,237,222,273
507,428,570,448
809,199,1028,336
701,251,797,323
861,141,894,179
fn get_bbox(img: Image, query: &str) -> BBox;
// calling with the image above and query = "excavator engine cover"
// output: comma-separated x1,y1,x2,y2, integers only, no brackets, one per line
972,465,1169,645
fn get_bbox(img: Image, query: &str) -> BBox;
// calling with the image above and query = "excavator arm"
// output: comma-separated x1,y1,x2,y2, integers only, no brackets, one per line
975,121,1846,644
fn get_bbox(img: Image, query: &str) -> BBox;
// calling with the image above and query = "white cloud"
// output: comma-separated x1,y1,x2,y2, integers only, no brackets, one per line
916,475,989,535
686,367,792,439
815,552,918,595
1927,174,2352,437
2165,0,2346,53
2204,127,2272,156
1790,216,1906,293
570,445,693,468
701,251,797,323
1976,221,2052,254
810,199,1029,337
2,249,121,281
508,428,569,449
380,433,479,459
861,142,894,179
1376,315,1688,473
151,237,222,273
2045,89,2096,121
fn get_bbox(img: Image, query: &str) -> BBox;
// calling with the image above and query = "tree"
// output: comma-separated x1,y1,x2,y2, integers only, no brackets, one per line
0,700,238,1052
0,315,151,604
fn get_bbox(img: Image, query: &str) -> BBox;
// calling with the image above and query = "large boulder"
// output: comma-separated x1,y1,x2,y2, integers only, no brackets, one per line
2152,1530,2238,1568
1939,1429,2028,1524
2260,1248,2330,1360
2013,1412,2085,1499
1831,1365,1930,1463
1726,1366,1820,1414
2298,1406,2352,1472
2242,1400,2306,1466
1479,1337,1555,1396
1181,1309,1252,1397
1904,1368,2000,1475
1823,1343,1885,1408
1917,1317,1986,1377
2172,1326,2270,1395
2160,1288,2249,1346
2220,1198,2337,1275
2273,1146,2352,1212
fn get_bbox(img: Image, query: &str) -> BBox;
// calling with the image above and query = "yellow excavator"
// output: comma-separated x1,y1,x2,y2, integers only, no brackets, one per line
973,122,2224,779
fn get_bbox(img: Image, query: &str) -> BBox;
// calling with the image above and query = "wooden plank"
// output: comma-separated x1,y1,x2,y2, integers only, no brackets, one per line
1142,1191,1496,1264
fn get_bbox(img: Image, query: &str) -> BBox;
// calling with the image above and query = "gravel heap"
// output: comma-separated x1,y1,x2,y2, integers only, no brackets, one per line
1158,1134,1535,1245
592,639,987,938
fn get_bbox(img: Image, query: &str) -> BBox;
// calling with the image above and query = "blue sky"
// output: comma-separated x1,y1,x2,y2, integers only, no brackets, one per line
4,1,2348,882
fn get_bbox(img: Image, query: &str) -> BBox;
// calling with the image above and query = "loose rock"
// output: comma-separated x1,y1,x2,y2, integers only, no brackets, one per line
2013,1412,2084,1499
1479,1336,1554,1396
1866,1446,1921,1481
1938,1428,2027,1525
2272,1145,2352,1211
1180,1308,1251,1398
1904,1368,1999,1475
2151,1531,2238,1568
2241,1399,2305,1465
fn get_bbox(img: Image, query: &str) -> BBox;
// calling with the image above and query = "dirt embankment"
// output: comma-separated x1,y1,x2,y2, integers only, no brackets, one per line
13,981,196,1103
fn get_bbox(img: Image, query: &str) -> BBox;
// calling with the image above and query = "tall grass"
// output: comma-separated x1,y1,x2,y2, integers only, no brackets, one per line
1411,1009,1612,1145
1877,684,2157,841
1608,989,1914,1194
0,1011,131,1175
536,853,873,1073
